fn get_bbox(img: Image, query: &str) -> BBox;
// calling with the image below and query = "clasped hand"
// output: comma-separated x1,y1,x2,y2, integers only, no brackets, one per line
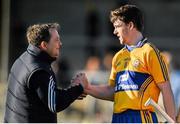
71,73,89,100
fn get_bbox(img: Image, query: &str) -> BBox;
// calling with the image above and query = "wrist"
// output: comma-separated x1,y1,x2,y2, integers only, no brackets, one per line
78,83,84,92
84,84,91,94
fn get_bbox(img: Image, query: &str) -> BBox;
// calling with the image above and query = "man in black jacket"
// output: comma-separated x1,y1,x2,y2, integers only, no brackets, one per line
4,23,84,123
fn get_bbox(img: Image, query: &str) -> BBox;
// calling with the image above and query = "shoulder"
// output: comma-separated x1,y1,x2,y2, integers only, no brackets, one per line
32,69,50,76
143,42,155,51
28,69,52,88
112,47,127,65
142,42,161,55
30,69,55,82
112,47,126,61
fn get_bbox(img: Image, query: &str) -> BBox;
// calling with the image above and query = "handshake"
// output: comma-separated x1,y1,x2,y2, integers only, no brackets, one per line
71,73,90,99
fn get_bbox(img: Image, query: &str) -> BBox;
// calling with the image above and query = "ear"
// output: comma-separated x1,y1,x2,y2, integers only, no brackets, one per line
39,41,48,50
128,22,134,30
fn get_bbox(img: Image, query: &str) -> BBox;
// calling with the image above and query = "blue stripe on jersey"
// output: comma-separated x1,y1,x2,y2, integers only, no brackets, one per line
115,71,150,92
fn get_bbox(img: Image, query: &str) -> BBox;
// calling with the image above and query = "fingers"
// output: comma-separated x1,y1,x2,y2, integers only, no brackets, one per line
71,73,89,101
71,72,89,90
71,73,86,84
71,79,81,87
77,72,85,77
71,73,85,82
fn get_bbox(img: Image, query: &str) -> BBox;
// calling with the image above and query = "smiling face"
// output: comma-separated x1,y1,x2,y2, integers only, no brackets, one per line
44,28,62,58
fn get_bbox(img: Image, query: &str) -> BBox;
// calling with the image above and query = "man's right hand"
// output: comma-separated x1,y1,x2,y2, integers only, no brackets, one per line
71,73,89,90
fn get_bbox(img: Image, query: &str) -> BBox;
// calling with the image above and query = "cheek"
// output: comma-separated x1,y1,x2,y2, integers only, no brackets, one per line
118,28,124,34
49,42,57,49
48,44,56,53
122,28,129,36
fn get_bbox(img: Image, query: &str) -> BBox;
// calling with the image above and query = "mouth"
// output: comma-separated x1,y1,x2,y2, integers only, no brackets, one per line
117,35,121,40
57,47,60,50
118,37,121,42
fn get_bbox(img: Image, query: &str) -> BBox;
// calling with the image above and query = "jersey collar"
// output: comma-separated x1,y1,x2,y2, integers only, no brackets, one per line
125,37,148,51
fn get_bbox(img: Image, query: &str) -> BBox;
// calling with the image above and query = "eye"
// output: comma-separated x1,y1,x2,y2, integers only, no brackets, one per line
55,37,60,42
114,24,122,29
114,25,121,29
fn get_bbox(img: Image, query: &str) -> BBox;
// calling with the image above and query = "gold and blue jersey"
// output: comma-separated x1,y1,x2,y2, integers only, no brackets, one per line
109,38,169,113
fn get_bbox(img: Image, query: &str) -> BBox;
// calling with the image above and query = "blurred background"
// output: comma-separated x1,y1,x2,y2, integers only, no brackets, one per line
0,0,180,122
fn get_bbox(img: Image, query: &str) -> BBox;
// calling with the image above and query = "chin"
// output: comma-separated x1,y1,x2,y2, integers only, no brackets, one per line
120,41,124,45
50,54,58,59
54,55,59,59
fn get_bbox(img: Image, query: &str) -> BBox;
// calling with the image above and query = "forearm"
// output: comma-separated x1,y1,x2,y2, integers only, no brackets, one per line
84,84,114,101
163,92,176,121
160,82,176,121
56,84,83,112
31,71,84,113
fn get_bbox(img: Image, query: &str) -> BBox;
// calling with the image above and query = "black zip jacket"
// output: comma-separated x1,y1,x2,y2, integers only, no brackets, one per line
4,44,83,123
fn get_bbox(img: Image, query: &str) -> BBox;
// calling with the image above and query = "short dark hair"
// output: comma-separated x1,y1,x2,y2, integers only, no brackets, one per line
110,5,144,32
26,23,60,46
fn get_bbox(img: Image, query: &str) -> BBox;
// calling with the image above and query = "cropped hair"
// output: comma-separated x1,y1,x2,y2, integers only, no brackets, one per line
110,5,144,32
26,23,59,46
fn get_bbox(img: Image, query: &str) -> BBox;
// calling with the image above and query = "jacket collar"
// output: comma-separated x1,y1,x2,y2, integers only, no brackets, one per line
27,44,56,64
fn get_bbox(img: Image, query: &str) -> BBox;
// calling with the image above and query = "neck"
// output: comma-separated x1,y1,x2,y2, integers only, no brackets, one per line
127,31,143,46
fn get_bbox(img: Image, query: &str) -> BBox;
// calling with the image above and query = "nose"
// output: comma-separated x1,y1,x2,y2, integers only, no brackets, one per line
60,41,62,46
113,28,117,35
59,40,62,48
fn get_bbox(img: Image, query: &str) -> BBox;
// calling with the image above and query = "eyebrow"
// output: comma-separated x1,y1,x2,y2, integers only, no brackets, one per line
114,23,123,27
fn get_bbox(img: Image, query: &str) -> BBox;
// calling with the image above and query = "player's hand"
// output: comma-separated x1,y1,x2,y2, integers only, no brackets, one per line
71,73,89,90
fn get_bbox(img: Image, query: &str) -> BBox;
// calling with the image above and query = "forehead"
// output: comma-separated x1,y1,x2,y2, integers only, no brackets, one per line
49,28,59,37
113,19,124,26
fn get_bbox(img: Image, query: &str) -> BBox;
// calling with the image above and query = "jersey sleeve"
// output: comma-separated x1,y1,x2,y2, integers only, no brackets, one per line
108,55,117,87
29,70,83,113
147,46,170,84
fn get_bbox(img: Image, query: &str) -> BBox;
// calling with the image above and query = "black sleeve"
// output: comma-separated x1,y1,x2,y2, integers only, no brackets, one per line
29,70,84,113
